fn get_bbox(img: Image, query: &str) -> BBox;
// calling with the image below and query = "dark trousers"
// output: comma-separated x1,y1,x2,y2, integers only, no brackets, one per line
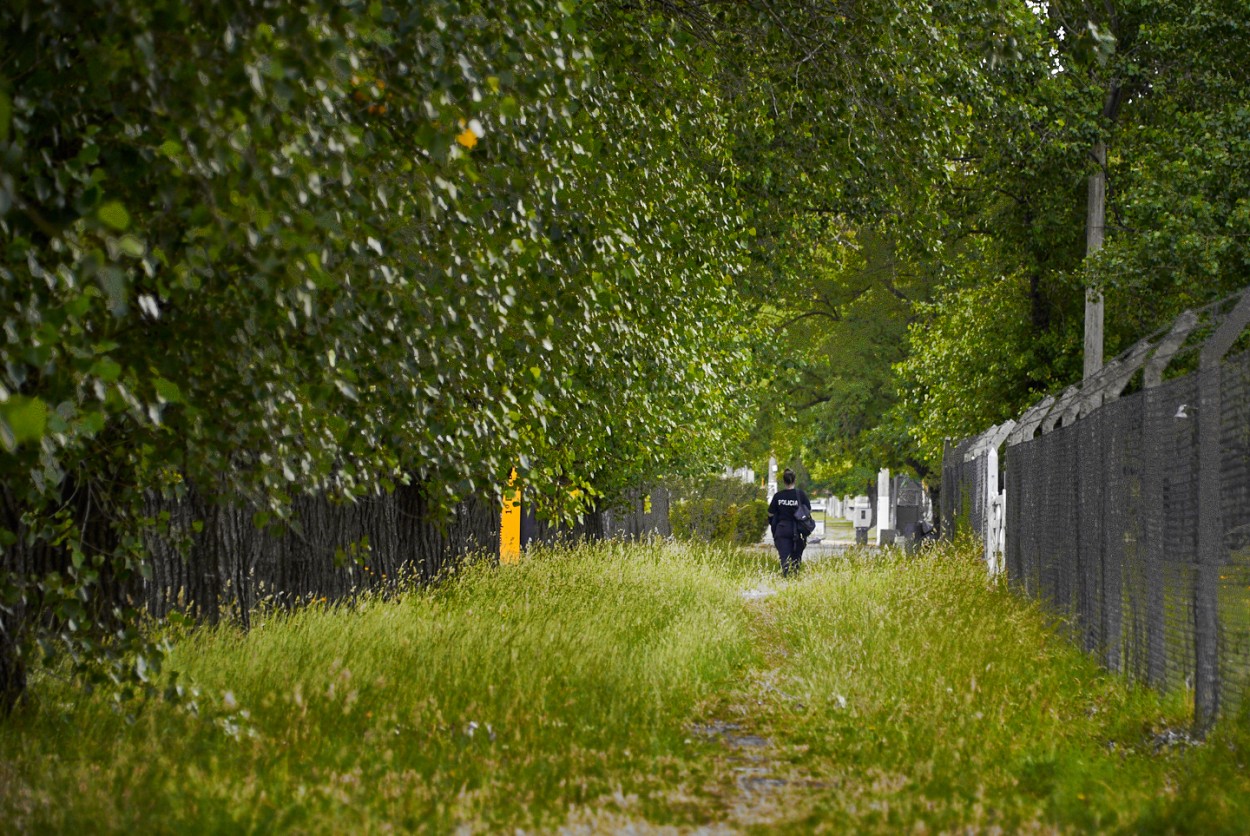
773,533,805,576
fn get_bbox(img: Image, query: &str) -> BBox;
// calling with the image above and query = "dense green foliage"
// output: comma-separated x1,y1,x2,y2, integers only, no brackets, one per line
0,0,761,518
894,0,1250,468
3,0,1247,715
670,498,769,544
671,0,1250,482
638,0,1045,492
669,474,768,544
0,0,761,701
5,540,1249,831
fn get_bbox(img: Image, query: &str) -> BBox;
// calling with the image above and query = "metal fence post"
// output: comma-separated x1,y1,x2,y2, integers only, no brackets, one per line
1195,365,1223,729
985,445,999,575
1194,288,1250,729
1141,312,1199,689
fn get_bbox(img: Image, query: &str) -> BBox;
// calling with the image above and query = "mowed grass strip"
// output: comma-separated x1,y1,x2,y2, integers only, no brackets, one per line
0,541,767,833
748,541,1250,833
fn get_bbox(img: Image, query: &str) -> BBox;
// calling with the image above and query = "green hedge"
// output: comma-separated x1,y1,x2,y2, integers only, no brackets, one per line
670,498,768,545
734,500,770,543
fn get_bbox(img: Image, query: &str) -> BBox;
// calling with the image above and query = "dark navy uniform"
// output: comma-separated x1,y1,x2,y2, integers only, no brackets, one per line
768,487,810,576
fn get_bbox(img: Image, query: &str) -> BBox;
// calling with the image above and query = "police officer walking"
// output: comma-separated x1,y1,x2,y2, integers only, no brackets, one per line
768,468,810,577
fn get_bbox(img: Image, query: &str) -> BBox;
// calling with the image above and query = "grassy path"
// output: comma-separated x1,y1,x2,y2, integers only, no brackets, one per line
3,541,1250,832
691,548,1250,833
683,588,829,830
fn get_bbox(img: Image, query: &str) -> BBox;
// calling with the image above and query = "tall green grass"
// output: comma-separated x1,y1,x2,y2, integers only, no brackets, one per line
750,542,1250,832
4,539,1248,832
0,541,765,833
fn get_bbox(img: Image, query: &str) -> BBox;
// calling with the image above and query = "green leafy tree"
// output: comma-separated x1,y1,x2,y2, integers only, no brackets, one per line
899,0,1250,471
623,0,1050,485
0,0,765,708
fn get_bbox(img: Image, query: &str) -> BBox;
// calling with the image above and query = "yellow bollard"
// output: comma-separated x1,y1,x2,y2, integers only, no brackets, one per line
500,469,521,564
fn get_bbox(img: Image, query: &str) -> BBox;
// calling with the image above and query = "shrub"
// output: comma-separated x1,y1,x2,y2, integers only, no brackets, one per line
712,504,739,542
733,500,769,544
669,500,691,539
671,497,768,544
687,498,721,541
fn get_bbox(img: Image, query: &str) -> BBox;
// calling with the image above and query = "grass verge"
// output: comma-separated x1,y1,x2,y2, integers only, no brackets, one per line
723,541,1250,832
0,540,766,833
2,538,1248,832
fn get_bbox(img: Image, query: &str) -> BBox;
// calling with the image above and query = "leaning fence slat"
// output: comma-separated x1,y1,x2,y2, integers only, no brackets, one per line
1041,386,1082,434
1144,310,1199,388
1006,395,1056,446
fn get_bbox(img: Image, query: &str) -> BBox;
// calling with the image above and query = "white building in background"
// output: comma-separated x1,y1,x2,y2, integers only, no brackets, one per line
723,465,756,485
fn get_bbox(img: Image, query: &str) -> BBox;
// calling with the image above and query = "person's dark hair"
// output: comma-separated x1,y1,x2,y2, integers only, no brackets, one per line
782,468,796,487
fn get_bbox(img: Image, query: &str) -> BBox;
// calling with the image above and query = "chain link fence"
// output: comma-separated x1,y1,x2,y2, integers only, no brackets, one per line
943,287,1250,728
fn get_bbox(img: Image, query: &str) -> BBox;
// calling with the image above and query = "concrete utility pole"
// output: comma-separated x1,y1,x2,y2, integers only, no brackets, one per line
1084,82,1123,382
1084,139,1107,381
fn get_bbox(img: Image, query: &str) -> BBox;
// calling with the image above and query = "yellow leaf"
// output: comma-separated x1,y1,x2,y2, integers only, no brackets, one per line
456,127,478,149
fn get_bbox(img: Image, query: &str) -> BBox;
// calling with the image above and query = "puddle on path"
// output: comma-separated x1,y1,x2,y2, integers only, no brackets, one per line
690,721,742,737
725,734,770,749
736,767,789,795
